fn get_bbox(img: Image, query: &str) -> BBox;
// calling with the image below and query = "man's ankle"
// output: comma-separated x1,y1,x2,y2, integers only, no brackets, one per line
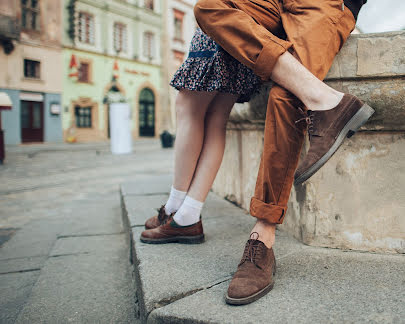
250,220,276,249
309,91,344,111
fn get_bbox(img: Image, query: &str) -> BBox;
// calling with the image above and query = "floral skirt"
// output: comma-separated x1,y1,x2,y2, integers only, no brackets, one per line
170,28,261,103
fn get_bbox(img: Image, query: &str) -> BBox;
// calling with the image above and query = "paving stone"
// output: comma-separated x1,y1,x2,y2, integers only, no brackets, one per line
123,194,169,227
148,249,405,324
50,234,127,257
120,175,172,196
0,255,46,274
0,228,18,247
0,218,63,260
15,240,136,324
59,196,124,237
0,271,40,324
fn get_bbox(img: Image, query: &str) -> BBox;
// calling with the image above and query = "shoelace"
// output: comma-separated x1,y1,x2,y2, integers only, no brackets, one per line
239,232,263,269
295,108,314,139
157,205,169,224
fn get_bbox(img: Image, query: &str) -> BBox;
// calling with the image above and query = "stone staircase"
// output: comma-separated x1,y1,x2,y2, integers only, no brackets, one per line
120,175,405,324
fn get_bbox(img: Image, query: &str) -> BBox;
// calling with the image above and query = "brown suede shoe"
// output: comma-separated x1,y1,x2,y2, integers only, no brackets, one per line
140,216,204,244
295,94,374,185
144,205,171,229
225,233,276,305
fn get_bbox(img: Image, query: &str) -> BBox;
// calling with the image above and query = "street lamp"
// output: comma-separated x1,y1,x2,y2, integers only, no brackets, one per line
0,92,12,164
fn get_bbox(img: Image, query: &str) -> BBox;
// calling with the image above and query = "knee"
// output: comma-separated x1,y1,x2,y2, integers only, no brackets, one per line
194,0,222,26
205,109,229,131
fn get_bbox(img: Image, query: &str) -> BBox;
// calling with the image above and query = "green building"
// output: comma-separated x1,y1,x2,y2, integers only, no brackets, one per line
62,0,163,142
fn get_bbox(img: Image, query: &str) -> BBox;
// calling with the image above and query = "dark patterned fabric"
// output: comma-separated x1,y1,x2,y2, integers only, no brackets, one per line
170,28,261,103
344,0,367,20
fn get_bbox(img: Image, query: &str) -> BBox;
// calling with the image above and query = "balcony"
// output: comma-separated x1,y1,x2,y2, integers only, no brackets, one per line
0,14,20,41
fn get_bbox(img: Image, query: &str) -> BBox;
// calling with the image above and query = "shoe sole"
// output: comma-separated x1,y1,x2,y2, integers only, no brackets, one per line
225,265,276,306
140,234,205,244
225,281,275,306
294,104,375,186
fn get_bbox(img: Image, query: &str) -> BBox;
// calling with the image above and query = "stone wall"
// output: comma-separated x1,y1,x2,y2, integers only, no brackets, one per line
212,31,405,254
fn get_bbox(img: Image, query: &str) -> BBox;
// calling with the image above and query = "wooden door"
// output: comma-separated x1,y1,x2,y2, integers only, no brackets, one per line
21,101,44,142
139,88,155,137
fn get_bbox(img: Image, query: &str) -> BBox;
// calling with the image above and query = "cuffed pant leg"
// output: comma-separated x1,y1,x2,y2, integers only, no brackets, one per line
250,4,356,224
250,85,306,224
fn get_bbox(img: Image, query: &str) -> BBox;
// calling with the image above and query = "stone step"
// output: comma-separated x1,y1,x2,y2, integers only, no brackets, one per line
121,177,405,324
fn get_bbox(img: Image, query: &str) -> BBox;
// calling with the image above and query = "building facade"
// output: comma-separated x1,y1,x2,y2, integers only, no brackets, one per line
62,0,163,142
161,0,196,132
0,0,63,145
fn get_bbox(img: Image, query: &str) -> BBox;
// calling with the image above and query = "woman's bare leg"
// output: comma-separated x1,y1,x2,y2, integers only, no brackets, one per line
172,89,218,192
187,92,238,202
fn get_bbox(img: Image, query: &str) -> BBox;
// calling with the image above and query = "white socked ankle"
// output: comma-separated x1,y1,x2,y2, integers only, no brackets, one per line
173,195,203,226
165,186,187,215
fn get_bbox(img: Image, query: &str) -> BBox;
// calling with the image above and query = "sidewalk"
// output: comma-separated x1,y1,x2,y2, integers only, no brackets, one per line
0,139,172,323
121,175,405,324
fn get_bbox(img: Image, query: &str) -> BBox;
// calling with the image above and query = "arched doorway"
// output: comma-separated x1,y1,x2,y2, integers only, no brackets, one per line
139,88,155,137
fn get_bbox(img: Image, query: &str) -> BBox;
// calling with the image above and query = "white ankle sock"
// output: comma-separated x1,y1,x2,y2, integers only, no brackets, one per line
165,186,187,215
173,195,203,226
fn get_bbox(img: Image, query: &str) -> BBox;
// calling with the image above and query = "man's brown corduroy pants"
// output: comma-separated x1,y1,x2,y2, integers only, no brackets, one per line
194,0,356,224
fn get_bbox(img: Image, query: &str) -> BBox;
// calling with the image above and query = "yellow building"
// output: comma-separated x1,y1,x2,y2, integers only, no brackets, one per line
62,0,164,142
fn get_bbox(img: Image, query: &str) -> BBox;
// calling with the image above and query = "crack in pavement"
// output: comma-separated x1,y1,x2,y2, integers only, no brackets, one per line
0,255,48,262
0,268,41,275
57,232,124,239
123,192,169,197
147,275,234,320
50,252,90,258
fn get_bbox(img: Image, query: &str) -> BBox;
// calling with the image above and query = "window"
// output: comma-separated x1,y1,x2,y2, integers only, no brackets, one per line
75,106,92,128
24,59,40,78
78,12,95,44
21,0,40,31
114,22,127,53
144,0,154,10
143,32,155,59
78,62,90,83
173,9,184,41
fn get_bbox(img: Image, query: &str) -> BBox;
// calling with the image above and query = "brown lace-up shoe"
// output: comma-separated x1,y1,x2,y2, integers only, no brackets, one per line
140,216,204,244
295,94,374,185
144,205,172,229
225,233,276,305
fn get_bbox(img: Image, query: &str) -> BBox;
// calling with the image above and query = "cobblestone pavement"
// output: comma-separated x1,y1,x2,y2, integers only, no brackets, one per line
0,139,174,229
0,139,173,323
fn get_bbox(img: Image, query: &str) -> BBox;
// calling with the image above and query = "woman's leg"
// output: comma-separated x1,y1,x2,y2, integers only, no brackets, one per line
164,89,218,215
173,92,238,226
186,93,238,202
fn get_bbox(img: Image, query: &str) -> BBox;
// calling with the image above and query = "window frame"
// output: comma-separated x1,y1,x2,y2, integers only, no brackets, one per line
113,22,127,54
23,59,41,79
77,11,95,45
77,58,92,84
143,31,155,60
75,106,92,128
173,9,185,42
21,0,41,31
